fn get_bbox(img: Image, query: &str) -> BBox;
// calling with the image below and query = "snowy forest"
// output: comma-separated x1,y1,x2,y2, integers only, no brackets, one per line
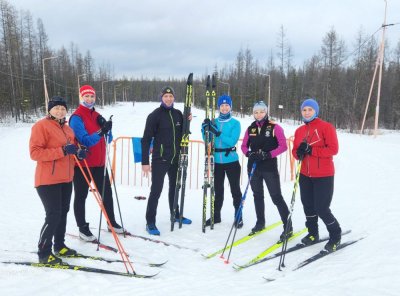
1,0,399,130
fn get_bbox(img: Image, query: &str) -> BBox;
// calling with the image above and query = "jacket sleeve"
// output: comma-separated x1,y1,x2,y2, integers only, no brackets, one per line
269,124,287,158
292,128,302,160
241,128,250,155
141,112,157,165
69,115,101,148
311,123,339,158
29,122,65,162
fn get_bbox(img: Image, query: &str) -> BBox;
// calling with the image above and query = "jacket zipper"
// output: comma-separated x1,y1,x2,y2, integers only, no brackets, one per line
169,110,176,164
305,124,311,177
60,123,72,179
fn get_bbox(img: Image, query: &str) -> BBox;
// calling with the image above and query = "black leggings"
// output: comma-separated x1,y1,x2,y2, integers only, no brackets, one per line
36,182,72,256
146,162,178,224
299,174,341,237
213,161,242,220
73,166,116,227
250,169,289,226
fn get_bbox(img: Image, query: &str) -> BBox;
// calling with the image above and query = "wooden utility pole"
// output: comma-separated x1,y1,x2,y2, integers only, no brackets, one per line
360,0,389,136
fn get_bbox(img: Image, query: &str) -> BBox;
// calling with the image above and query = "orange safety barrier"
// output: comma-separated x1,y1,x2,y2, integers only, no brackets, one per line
111,137,295,189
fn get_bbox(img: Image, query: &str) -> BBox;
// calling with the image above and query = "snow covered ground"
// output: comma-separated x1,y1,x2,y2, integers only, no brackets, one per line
0,102,399,296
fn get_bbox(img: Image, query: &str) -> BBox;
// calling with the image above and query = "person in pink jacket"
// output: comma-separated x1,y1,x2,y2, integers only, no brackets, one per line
293,98,342,252
241,101,290,240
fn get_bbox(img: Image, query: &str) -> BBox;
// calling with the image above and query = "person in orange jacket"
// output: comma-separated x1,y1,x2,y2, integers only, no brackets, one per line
29,97,86,264
292,98,342,252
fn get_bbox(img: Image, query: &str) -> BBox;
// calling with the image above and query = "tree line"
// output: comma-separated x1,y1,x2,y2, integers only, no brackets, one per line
1,0,399,131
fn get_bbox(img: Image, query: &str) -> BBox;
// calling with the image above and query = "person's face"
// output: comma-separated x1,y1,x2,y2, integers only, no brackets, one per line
162,93,175,107
219,103,231,114
301,106,316,121
49,105,67,120
82,94,96,105
253,109,266,121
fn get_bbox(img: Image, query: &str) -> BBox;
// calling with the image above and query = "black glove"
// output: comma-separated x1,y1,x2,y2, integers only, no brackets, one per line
202,118,221,137
97,115,107,127
209,121,221,137
201,118,211,130
76,146,88,160
63,144,78,155
248,151,263,162
296,142,312,159
97,120,112,136
248,151,271,162
260,151,271,160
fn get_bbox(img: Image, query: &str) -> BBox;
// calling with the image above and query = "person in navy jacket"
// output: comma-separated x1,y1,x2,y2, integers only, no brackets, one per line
241,101,290,240
202,95,243,228
293,98,342,252
141,86,192,236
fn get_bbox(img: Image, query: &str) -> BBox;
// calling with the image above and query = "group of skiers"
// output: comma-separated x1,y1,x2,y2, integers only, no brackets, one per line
141,87,342,253
29,83,342,265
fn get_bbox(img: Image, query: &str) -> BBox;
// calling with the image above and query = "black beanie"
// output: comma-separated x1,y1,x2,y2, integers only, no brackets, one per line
48,96,67,112
160,86,175,97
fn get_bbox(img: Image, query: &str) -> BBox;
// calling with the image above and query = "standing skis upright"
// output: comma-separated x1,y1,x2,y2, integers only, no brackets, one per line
202,74,217,232
171,73,194,231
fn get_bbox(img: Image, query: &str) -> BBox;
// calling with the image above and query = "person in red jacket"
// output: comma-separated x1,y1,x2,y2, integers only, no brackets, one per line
69,85,123,242
293,98,342,252
30,96,86,264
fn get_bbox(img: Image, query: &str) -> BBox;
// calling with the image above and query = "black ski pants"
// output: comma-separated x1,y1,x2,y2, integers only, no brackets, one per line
299,174,341,238
73,166,116,228
214,161,242,221
250,169,289,227
36,182,72,256
146,161,178,224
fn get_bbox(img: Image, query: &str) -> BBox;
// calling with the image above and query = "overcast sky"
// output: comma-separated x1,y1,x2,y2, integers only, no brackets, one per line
11,0,400,80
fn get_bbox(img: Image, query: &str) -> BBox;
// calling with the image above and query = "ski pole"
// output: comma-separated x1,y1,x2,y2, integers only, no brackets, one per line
221,162,257,263
96,138,108,250
96,115,113,249
74,155,135,274
105,132,126,237
278,158,302,270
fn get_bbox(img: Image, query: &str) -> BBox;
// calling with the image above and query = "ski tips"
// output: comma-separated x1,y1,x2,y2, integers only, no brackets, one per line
211,74,217,88
187,73,193,85
206,75,211,87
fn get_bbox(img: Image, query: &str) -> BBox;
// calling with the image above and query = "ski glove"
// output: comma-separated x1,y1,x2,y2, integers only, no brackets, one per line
63,144,78,155
248,151,271,162
76,146,88,160
202,118,221,137
97,120,112,137
97,115,107,127
296,142,312,159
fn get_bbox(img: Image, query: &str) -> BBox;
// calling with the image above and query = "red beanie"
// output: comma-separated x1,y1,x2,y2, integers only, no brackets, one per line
79,85,96,97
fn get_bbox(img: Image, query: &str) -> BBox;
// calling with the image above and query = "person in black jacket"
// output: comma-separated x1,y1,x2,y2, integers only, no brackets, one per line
141,86,192,235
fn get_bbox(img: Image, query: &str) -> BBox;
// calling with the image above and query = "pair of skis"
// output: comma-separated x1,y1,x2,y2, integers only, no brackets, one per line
263,236,364,282
202,74,217,232
2,261,159,279
171,73,193,231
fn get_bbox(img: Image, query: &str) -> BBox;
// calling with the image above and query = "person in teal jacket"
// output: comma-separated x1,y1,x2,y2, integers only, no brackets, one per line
202,94,243,228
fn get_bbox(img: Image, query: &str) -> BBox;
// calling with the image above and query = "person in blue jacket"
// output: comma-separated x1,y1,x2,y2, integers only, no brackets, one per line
202,94,243,228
